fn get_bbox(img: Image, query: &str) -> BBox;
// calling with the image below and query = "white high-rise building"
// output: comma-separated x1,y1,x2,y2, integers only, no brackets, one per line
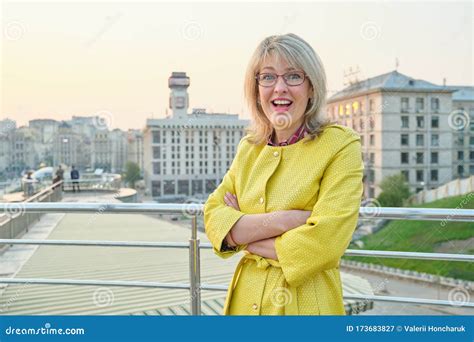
444,86,474,178
144,72,249,201
327,70,463,198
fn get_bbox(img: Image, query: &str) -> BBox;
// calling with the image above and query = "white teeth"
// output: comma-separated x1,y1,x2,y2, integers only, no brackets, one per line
273,100,292,105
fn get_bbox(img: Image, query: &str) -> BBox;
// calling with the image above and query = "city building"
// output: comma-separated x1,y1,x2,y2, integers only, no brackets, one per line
52,122,83,168
127,129,144,174
144,72,249,201
326,70,467,198
92,129,128,173
445,86,474,177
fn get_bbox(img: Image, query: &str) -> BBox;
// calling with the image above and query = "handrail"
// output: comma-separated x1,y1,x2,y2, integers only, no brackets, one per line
1,202,474,221
0,202,473,314
0,239,472,262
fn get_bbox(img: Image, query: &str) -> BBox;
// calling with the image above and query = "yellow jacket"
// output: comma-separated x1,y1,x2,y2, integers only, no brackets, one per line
204,124,364,315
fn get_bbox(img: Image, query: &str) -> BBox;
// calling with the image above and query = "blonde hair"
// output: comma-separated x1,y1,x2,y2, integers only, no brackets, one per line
244,33,330,145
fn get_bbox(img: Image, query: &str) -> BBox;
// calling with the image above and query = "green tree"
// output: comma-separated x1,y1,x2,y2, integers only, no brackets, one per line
124,162,141,188
377,173,411,207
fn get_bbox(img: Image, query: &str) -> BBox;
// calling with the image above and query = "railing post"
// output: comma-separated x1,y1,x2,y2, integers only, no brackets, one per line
189,215,201,315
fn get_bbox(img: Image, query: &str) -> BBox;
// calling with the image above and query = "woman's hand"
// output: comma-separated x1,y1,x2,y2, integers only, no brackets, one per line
246,238,278,260
224,192,240,211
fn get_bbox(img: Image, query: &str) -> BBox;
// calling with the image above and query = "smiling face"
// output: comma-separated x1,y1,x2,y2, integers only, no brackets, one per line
257,55,312,134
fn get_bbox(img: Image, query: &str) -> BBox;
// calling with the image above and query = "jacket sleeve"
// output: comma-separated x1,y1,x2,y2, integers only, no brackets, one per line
275,139,364,287
203,140,247,259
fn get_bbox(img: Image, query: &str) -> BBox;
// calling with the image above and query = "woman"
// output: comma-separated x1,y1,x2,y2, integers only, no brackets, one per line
204,33,364,315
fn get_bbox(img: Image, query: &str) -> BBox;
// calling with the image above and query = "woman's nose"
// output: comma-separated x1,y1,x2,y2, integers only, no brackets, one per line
273,75,288,93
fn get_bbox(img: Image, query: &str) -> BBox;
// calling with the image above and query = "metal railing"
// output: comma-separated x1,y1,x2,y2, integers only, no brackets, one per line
0,202,473,315
61,178,121,192
0,182,62,246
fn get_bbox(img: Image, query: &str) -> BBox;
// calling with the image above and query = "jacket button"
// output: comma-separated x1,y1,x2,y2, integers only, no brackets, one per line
273,151,279,157
252,303,258,310
259,197,264,204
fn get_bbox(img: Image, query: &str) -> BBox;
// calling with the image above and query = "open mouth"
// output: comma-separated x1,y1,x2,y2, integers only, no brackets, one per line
271,99,293,112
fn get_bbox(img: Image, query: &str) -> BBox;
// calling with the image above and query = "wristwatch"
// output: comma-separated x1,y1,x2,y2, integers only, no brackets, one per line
221,239,237,252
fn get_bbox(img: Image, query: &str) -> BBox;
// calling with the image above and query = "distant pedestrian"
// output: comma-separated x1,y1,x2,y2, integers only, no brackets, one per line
55,165,64,190
23,171,37,197
71,165,80,193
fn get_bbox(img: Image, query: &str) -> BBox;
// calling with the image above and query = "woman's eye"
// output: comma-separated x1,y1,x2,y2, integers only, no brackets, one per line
262,74,276,81
287,73,303,80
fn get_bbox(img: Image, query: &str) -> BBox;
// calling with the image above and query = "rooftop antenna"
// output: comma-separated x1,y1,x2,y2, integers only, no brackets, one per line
395,58,399,71
343,66,361,87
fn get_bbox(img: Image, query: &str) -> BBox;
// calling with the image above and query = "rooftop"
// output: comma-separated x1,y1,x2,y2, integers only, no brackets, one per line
328,70,455,103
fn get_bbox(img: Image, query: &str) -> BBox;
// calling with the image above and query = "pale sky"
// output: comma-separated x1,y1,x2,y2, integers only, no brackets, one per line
1,1,472,130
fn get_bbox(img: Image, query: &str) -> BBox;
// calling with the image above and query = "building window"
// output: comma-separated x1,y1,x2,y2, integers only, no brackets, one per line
431,134,439,147
352,101,359,114
401,152,409,164
416,170,424,182
431,116,439,128
416,152,424,164
369,99,374,113
416,98,424,112
470,151,474,161
152,131,161,143
153,162,161,175
153,146,161,159
431,169,438,182
151,181,161,197
470,136,474,146
431,152,438,164
369,135,374,146
338,105,344,116
458,151,464,160
370,153,375,164
368,169,375,182
360,135,365,146
416,116,424,128
431,98,440,112
416,134,424,146
345,103,351,116
458,165,464,176
401,134,409,146
369,187,375,198
401,116,409,128
401,170,409,182
401,97,409,113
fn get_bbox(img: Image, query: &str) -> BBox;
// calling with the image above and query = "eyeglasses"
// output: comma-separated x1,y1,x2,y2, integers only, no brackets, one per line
255,71,307,87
